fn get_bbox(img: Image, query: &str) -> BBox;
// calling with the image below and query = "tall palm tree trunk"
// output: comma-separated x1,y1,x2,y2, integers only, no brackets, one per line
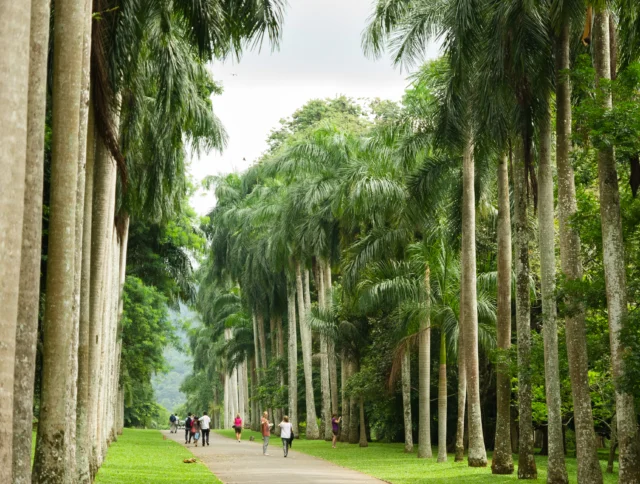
0,2,31,481
349,360,359,444
513,141,537,480
257,313,267,371
492,154,514,475
296,261,319,439
76,103,95,484
287,280,299,435
11,1,49,482
401,349,413,453
418,266,432,458
454,308,467,462
318,260,332,440
325,263,339,416
88,132,117,477
539,106,569,484
252,312,261,386
32,0,85,479
340,354,350,442
555,21,603,484
437,332,447,463
461,138,487,467
66,2,94,470
358,396,368,447
592,10,640,482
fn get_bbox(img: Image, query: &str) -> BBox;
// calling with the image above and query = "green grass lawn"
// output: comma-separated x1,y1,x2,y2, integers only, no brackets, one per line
215,429,617,484
96,429,221,483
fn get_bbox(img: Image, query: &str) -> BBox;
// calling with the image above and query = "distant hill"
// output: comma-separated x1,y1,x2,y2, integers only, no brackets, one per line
152,304,197,412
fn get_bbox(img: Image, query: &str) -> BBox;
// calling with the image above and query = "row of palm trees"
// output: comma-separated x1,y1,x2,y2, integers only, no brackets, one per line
192,1,640,483
0,1,285,483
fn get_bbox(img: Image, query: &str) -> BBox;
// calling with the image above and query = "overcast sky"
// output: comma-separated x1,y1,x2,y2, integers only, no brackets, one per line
190,0,440,215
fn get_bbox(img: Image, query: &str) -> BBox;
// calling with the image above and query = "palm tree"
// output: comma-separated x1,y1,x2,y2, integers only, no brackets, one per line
0,2,32,482
363,0,489,465
11,1,51,482
592,8,640,482
32,1,86,481
550,1,604,481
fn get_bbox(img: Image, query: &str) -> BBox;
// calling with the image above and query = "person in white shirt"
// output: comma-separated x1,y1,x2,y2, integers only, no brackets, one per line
199,412,211,446
278,415,293,457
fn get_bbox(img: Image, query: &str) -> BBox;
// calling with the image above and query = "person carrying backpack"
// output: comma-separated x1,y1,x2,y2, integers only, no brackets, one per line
184,413,193,444
169,413,177,433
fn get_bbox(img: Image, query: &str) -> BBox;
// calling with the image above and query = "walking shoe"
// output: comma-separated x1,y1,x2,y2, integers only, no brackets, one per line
264,453,270,456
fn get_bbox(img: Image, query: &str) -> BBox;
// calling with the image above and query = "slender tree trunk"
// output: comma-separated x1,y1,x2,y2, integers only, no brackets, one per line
252,312,261,386
455,306,467,462
340,354,350,442
461,138,487,467
492,153,514,475
402,349,414,453
11,1,48,481
513,141,537,480
0,2,31,481
318,260,332,440
538,105,569,484
359,396,368,447
555,22,604,484
437,332,447,463
349,361,359,444
418,266,432,458
66,0,93,470
296,261,319,439
607,417,617,473
324,263,339,417
76,103,95,483
33,0,85,479
257,313,267,371
287,280,299,435
88,132,117,478
593,10,640,483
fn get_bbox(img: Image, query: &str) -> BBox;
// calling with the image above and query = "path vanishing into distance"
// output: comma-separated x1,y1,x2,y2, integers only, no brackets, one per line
163,430,384,484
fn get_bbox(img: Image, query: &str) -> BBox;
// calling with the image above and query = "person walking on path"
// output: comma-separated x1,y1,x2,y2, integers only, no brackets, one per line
169,413,177,433
279,416,293,457
234,413,243,442
261,411,272,456
331,414,342,449
185,413,193,444
200,412,211,446
191,415,201,447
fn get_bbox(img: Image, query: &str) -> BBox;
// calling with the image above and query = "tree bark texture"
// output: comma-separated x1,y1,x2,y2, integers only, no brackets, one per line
418,266,432,458
11,1,48,482
437,332,447,463
455,305,467,462
32,0,85,479
358,396,368,448
318,261,332,440
555,21,604,484
593,10,640,483
538,106,569,484
492,154,514,475
461,138,487,467
287,281,299,435
401,349,414,453
513,141,537,480
296,262,319,439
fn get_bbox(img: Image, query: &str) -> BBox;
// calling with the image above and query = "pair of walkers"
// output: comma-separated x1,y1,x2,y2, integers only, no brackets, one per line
261,411,293,458
184,412,211,447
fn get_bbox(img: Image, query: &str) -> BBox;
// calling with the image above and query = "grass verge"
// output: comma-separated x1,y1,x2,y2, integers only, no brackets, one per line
215,429,617,484
96,429,221,483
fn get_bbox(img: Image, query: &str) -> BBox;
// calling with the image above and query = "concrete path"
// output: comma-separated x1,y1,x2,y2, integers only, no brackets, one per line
163,430,384,484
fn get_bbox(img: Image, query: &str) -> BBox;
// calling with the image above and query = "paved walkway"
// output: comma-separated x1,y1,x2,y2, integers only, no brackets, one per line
163,430,384,484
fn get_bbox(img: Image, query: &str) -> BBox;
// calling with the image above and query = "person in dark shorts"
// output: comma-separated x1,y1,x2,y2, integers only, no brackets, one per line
331,414,342,448
234,413,243,442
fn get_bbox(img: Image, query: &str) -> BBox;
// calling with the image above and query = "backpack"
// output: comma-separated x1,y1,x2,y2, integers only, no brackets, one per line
170,415,176,423
185,417,192,428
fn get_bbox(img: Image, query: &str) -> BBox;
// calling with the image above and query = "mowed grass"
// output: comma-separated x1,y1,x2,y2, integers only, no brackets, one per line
96,429,221,484
215,429,618,484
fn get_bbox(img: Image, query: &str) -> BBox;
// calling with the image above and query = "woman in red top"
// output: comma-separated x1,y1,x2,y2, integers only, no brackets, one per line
261,411,271,456
234,413,243,442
